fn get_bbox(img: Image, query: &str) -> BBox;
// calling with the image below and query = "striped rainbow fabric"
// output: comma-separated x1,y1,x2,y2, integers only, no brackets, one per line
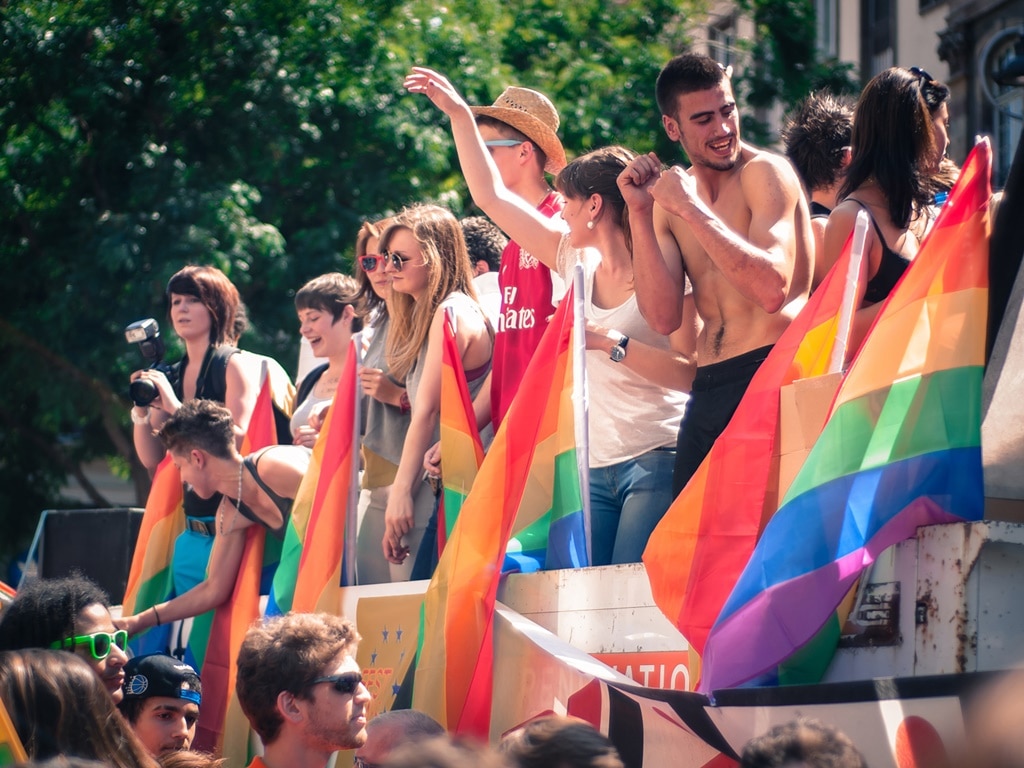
437,307,485,552
412,277,587,737
192,362,276,757
643,209,860,666
267,340,359,616
700,140,992,693
122,453,183,656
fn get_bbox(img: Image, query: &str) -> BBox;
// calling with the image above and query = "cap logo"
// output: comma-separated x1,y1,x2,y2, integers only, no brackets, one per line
126,674,150,696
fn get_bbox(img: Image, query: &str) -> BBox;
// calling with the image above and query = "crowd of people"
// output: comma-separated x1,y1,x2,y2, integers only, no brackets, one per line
1,46,1000,768
2,574,1021,768
114,53,965,613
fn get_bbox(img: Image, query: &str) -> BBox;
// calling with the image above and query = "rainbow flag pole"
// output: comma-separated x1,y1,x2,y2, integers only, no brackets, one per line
267,340,359,616
413,267,588,738
437,306,485,552
643,213,864,668
700,139,993,693
193,360,276,758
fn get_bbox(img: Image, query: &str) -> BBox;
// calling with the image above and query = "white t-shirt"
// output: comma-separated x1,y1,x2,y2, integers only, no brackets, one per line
556,235,688,468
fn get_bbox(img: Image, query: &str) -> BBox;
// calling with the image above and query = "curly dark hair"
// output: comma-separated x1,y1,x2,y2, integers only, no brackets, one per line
0,575,110,652
459,217,507,272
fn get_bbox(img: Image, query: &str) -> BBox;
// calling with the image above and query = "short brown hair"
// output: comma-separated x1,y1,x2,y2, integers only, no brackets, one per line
158,399,235,459
235,612,360,745
165,265,241,346
740,717,867,768
295,272,364,333
655,52,728,117
499,715,623,768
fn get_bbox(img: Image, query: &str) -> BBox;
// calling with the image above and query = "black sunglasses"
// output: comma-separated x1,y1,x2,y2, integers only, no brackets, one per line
910,66,934,83
309,671,363,695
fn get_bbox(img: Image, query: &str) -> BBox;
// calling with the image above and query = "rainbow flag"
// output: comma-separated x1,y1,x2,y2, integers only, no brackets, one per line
267,341,359,616
192,363,276,757
699,141,992,693
0,697,27,767
643,214,862,665
437,307,485,551
412,276,587,738
122,453,184,656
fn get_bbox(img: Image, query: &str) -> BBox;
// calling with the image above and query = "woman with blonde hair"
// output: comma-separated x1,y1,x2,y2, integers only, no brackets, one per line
350,218,436,583
380,204,493,572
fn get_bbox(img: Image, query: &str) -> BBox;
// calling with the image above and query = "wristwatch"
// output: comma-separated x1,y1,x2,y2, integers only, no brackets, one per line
610,334,629,363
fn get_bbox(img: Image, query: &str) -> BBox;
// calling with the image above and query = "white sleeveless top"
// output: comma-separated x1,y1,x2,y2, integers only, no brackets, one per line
556,235,688,468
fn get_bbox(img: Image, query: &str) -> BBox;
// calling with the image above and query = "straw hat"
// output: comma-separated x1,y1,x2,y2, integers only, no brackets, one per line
470,86,567,174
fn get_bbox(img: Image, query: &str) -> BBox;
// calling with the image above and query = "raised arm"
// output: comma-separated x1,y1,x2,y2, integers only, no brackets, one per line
651,154,801,314
404,67,565,268
619,152,688,334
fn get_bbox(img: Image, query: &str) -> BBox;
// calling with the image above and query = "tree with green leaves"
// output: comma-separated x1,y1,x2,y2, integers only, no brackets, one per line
2,0,842,576
731,0,857,145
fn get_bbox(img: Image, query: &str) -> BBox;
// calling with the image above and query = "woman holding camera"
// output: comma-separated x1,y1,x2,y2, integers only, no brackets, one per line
129,265,260,596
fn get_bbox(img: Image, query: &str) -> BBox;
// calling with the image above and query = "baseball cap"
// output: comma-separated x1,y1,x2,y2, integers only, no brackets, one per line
123,653,202,705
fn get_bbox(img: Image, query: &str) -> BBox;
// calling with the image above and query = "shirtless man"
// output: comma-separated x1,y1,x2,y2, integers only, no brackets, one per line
619,53,812,495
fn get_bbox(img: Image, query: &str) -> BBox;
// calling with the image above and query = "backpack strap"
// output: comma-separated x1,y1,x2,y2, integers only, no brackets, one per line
295,363,329,408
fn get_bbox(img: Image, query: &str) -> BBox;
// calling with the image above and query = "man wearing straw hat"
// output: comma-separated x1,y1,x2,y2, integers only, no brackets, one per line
464,83,568,432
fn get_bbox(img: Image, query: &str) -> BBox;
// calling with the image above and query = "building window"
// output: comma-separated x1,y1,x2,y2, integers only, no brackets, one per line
816,0,838,57
992,39,1024,187
708,16,736,68
861,0,895,80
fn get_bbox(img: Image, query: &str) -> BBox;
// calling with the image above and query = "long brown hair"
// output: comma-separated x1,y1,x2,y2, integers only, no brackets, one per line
381,204,477,380
839,67,936,228
0,649,158,768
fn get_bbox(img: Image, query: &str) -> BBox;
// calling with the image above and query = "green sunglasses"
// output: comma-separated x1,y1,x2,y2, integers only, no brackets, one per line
50,629,129,660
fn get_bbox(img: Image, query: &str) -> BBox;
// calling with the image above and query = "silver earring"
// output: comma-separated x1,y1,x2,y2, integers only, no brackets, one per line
586,220,595,230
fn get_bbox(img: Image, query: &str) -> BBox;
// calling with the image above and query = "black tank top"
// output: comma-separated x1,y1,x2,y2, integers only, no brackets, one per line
848,199,912,305
227,448,295,539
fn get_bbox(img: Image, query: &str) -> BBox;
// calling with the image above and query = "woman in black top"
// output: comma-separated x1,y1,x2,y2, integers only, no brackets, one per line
822,68,944,358
119,399,310,636
129,265,262,594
